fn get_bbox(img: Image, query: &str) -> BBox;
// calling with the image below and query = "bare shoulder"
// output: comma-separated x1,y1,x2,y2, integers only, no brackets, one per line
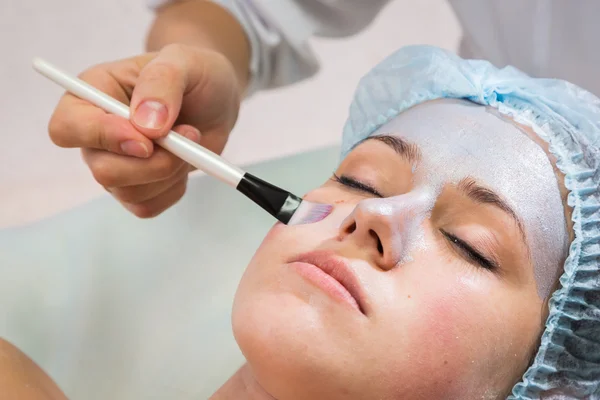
0,338,68,400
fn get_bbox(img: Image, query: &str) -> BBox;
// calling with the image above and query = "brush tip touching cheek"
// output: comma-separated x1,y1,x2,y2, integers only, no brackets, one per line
287,201,333,225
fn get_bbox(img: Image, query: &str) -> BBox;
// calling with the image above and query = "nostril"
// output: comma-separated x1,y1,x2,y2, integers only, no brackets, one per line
346,222,357,234
369,229,384,255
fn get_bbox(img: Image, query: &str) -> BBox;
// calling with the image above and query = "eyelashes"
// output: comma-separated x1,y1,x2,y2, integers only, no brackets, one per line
332,173,498,272
441,230,498,271
331,173,384,198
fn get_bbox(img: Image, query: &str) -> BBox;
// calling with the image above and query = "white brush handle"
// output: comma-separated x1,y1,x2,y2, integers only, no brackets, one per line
32,58,245,187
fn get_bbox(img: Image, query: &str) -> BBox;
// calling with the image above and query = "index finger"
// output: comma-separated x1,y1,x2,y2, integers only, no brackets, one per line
47,64,155,157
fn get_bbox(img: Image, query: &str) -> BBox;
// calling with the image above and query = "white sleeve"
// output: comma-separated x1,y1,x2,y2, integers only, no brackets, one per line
147,0,391,95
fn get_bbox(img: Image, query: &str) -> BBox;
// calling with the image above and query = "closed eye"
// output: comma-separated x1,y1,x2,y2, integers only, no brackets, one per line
331,173,383,198
441,230,498,271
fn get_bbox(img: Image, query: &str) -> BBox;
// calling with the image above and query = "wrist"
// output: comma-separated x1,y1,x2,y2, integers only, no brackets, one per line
147,0,250,92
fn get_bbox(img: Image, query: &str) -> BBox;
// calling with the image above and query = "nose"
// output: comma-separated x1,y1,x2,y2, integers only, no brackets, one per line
338,190,434,270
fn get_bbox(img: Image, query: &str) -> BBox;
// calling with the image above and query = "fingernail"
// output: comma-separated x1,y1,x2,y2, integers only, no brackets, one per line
182,127,201,142
121,140,149,158
133,100,168,130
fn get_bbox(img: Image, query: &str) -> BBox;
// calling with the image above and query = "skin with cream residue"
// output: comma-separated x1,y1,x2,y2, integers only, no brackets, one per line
375,99,568,298
227,99,570,400
341,186,439,265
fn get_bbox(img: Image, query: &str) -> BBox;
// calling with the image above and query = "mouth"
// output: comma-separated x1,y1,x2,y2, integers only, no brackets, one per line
288,250,366,315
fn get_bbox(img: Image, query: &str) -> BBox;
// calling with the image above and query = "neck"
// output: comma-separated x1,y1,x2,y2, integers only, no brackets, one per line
210,363,276,400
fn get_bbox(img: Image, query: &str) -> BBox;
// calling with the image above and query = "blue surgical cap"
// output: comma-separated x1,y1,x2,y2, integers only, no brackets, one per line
342,45,600,398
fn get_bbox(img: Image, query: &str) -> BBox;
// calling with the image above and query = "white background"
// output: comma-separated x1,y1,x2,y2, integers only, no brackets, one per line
0,0,461,228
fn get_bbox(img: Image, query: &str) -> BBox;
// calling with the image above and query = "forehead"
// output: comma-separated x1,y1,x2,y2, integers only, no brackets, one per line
371,99,568,298
372,100,555,203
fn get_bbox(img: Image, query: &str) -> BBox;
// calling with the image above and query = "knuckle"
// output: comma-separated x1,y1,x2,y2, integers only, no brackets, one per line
155,155,183,179
170,180,188,207
111,188,140,205
162,43,187,58
128,203,158,219
78,65,107,82
47,115,70,147
144,61,182,85
88,115,109,150
208,50,229,68
89,159,117,187
175,178,187,194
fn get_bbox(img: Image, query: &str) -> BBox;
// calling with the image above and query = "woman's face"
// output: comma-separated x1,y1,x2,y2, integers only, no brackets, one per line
232,101,569,400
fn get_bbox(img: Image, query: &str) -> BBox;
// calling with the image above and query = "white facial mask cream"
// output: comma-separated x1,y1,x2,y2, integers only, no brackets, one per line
349,186,438,265
369,99,568,298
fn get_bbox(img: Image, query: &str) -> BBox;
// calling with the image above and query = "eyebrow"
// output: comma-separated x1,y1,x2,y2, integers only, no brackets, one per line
359,134,422,165
352,135,528,241
457,178,527,241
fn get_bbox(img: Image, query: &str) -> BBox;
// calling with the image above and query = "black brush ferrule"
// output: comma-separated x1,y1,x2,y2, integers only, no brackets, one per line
236,173,302,224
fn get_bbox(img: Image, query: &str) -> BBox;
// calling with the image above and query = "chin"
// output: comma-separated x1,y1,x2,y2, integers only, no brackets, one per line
229,289,465,400
231,293,318,399
232,281,323,365
231,275,361,399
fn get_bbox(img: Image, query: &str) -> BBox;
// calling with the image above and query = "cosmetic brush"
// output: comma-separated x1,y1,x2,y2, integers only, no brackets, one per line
33,58,332,225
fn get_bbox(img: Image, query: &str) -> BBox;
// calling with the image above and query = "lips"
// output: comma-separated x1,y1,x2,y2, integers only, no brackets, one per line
289,250,366,315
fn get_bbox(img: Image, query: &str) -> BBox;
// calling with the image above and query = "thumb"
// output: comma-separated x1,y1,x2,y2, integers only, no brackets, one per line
129,45,192,139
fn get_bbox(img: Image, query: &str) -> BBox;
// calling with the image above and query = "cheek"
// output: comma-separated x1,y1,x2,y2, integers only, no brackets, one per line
232,219,339,342
399,267,539,396
258,222,317,259
416,278,482,368
302,185,353,206
415,266,495,346
407,274,480,391
262,221,286,244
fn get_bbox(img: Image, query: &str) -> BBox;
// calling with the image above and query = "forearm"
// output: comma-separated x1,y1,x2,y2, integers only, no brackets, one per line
147,0,251,92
